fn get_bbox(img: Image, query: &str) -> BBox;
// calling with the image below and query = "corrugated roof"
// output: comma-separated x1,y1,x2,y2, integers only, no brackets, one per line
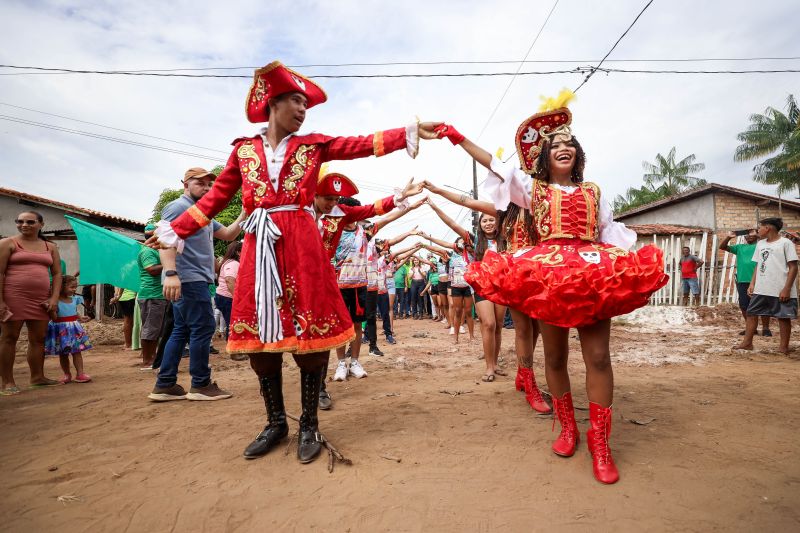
627,223,709,236
0,187,145,227
616,183,800,220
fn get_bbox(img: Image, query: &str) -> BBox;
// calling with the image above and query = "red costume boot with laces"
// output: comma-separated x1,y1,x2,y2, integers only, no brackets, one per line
515,367,528,392
586,402,620,484
551,392,579,457
523,368,551,413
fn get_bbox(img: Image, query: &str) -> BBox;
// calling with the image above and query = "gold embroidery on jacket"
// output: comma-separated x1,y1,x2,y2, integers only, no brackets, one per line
237,143,267,200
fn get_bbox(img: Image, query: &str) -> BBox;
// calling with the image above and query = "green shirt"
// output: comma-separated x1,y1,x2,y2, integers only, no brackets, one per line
729,243,757,283
429,270,439,284
394,264,409,289
120,288,137,301
137,246,164,300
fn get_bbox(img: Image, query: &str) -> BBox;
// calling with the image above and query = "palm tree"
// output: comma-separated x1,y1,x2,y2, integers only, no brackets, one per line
612,184,665,214
734,94,800,196
642,147,706,196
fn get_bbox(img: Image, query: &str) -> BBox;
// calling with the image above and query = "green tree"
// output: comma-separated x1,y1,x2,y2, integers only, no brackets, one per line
612,184,663,213
149,165,242,256
613,148,706,213
641,147,706,196
734,94,800,196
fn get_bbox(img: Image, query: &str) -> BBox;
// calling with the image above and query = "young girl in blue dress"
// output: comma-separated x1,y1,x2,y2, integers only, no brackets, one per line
46,275,92,383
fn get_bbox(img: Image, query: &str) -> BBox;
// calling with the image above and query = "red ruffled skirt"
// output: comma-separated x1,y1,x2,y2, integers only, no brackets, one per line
465,238,669,328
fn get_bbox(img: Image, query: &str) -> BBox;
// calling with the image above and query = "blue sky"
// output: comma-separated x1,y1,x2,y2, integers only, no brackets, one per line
1,0,798,240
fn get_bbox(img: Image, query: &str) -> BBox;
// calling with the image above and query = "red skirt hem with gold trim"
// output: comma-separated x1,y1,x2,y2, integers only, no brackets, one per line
225,210,355,355
465,238,669,328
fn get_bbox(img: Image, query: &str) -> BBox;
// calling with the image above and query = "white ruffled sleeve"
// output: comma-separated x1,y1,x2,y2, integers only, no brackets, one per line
482,156,532,211
598,196,637,251
405,122,419,159
391,189,410,211
154,220,185,254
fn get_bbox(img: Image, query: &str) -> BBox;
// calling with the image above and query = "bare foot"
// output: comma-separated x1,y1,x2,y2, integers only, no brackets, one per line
732,344,753,351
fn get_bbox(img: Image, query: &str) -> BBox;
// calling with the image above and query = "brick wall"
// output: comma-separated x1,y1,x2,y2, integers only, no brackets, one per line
713,192,800,233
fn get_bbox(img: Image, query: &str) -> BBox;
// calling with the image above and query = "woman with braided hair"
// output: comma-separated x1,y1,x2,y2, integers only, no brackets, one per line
421,181,549,410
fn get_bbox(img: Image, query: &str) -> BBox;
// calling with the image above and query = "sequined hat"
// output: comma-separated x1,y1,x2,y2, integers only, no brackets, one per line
245,61,327,123
515,89,575,174
317,172,359,197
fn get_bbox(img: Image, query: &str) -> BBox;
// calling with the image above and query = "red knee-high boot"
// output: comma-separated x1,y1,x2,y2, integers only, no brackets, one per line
587,402,619,484
524,369,552,414
551,392,579,457
515,367,528,392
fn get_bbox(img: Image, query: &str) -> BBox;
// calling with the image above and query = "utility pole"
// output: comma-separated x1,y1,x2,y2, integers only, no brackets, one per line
472,159,479,237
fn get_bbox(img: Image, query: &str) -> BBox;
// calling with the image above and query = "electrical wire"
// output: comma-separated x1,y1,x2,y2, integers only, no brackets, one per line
0,102,229,154
574,0,656,92
0,115,227,162
444,0,560,240
2,56,797,74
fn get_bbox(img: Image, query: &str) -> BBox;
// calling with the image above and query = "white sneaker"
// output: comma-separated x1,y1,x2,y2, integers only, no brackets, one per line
459,325,466,334
449,327,455,335
349,360,368,379
333,360,348,381
440,317,448,324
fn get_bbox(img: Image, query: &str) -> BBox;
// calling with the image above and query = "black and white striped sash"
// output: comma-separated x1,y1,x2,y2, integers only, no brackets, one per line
241,205,313,344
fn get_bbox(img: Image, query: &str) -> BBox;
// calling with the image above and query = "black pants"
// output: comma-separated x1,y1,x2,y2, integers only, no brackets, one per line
377,292,391,336
409,279,426,316
153,302,174,369
364,290,379,349
394,287,407,316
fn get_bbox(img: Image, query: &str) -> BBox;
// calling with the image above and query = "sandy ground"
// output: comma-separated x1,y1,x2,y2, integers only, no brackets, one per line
1,305,799,532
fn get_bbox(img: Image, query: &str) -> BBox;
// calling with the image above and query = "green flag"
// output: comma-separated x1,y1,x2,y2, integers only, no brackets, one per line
65,215,141,292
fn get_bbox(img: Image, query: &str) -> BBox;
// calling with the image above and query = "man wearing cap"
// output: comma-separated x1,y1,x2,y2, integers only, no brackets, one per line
137,224,167,370
149,60,441,464
147,168,246,402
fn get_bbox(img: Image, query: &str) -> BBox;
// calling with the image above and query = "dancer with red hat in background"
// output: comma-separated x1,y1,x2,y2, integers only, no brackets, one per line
313,170,425,408
432,91,668,484
418,181,550,413
149,61,441,465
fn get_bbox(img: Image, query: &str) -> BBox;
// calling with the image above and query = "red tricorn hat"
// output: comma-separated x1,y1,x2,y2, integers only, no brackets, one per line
317,172,359,197
515,107,572,175
245,61,328,123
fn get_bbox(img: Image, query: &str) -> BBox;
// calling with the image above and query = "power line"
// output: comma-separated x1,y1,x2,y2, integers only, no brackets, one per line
1,56,797,74
0,102,229,154
574,0,656,92
2,63,799,79
446,0,560,240
475,0,560,141
0,114,409,196
0,115,227,162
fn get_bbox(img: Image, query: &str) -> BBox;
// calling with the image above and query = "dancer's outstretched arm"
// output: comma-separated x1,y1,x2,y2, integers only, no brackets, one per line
422,181,496,216
374,195,426,233
385,227,421,247
421,243,452,259
425,199,470,242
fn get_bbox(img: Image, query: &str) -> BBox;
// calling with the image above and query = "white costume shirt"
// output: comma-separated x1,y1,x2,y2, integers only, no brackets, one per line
482,156,637,250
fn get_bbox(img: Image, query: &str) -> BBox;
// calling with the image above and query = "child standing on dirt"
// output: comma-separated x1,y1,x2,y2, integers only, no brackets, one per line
45,275,93,383
735,218,798,354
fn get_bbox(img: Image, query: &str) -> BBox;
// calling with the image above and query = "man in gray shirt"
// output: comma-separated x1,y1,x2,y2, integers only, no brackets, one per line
148,167,245,401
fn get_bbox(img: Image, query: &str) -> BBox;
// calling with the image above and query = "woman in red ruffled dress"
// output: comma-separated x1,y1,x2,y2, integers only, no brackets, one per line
434,93,668,484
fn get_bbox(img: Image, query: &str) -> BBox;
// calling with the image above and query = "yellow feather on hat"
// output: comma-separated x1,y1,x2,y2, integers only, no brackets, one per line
317,162,330,183
538,88,575,112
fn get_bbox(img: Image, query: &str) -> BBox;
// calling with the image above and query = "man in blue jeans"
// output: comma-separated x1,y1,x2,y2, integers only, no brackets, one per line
148,167,245,402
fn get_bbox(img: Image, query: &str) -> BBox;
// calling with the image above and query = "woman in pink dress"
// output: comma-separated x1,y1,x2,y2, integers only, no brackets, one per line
0,211,63,394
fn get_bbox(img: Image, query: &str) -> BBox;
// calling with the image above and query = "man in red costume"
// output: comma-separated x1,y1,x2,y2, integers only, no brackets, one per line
149,61,441,465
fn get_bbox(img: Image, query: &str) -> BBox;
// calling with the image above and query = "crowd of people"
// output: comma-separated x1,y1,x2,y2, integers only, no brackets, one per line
2,61,798,486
